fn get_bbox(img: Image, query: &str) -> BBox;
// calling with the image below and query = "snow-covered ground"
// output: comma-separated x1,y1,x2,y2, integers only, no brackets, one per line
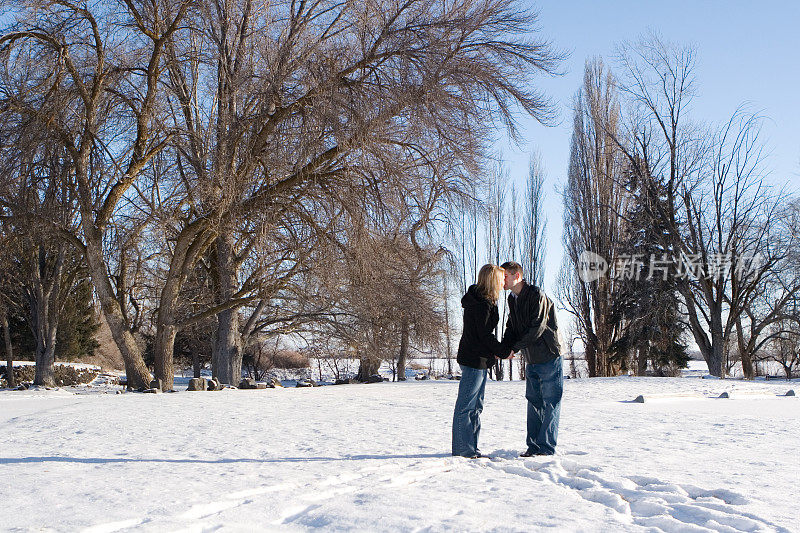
1,374,798,532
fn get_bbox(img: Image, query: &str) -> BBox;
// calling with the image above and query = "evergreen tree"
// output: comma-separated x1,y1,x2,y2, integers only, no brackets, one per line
54,278,100,362
620,165,689,376
9,275,100,363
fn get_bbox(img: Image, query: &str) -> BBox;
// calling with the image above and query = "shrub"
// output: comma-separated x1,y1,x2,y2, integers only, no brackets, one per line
243,344,310,380
0,364,98,387
272,349,310,369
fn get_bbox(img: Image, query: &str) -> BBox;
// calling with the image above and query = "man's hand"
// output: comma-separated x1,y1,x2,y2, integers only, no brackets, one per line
508,352,516,359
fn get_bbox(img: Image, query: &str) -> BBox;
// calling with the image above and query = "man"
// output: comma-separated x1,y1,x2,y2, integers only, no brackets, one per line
500,261,563,456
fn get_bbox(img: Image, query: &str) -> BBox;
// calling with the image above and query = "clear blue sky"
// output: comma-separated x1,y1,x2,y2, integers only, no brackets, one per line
496,1,800,331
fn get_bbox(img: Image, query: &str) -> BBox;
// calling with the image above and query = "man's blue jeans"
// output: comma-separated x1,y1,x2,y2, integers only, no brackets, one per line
525,356,563,455
452,365,487,457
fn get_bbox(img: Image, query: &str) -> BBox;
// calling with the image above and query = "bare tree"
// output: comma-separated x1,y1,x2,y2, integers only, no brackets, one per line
0,310,13,387
765,318,800,379
155,0,563,387
731,197,800,377
442,271,454,376
486,166,507,379
522,152,547,288
0,0,193,389
0,223,15,387
559,58,631,377
2,0,563,390
315,174,449,382
454,202,481,296
730,211,798,377
619,39,791,378
505,183,519,380
316,236,441,382
0,106,89,386
516,151,548,379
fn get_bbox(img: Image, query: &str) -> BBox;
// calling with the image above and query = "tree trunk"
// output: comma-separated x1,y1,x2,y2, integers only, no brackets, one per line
584,324,599,377
33,319,57,387
83,229,151,389
31,246,60,387
153,315,177,391
637,345,648,376
2,312,15,388
706,308,725,378
214,308,242,385
682,282,724,378
193,350,201,378
735,317,755,379
212,234,243,385
397,319,409,381
706,337,724,378
151,226,217,391
443,274,452,376
682,286,719,378
698,341,723,378
586,342,597,378
357,357,381,381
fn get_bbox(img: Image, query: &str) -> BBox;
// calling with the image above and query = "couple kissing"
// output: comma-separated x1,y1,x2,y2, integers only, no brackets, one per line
452,261,563,459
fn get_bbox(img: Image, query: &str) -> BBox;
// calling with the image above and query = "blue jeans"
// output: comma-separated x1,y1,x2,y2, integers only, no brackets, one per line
452,365,487,457
525,356,563,454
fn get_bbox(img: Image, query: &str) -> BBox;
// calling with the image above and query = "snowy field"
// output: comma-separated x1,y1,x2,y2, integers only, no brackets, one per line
1,374,798,532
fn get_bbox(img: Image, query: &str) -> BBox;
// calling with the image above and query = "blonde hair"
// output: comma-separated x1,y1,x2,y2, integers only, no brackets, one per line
476,264,504,303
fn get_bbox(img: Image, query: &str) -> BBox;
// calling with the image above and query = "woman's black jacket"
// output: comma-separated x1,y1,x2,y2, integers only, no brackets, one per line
456,285,512,370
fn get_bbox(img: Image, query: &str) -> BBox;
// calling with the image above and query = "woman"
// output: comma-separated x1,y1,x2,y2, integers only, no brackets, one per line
452,264,513,458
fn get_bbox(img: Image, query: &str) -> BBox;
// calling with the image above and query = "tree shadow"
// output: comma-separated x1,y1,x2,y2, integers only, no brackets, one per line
0,452,450,465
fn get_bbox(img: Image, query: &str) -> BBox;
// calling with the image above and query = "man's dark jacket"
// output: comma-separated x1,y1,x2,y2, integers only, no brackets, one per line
502,281,561,365
457,285,511,370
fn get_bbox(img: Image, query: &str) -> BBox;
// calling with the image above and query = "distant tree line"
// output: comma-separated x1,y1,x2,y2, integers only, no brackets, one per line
0,0,562,388
560,34,800,379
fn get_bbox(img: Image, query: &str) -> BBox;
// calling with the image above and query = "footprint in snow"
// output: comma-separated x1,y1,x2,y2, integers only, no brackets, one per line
481,457,789,533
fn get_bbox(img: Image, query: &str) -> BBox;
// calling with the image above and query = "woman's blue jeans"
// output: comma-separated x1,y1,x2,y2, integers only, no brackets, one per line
452,365,488,457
